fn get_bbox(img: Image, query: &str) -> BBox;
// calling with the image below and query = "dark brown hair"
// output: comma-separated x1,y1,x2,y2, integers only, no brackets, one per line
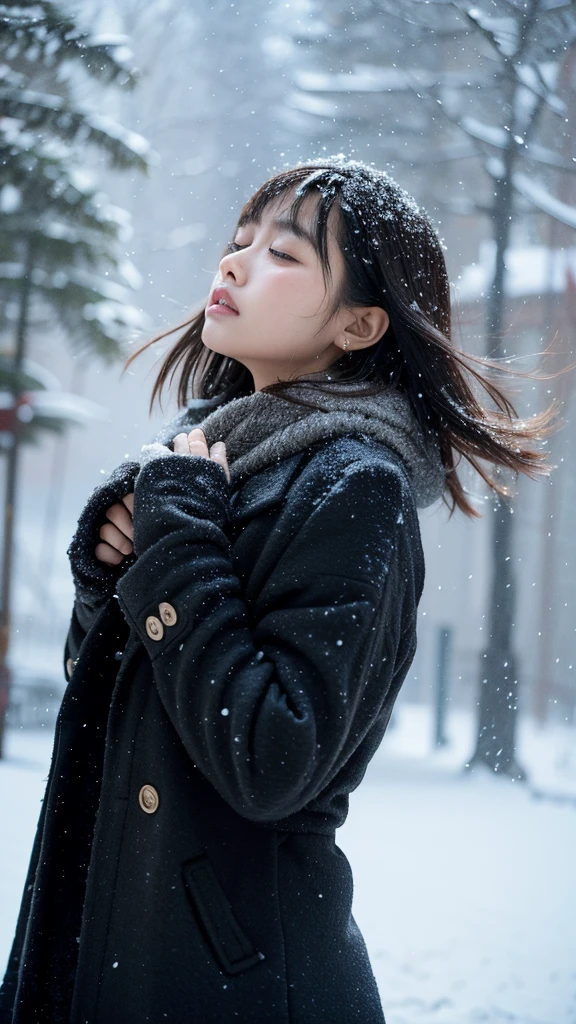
125,158,568,518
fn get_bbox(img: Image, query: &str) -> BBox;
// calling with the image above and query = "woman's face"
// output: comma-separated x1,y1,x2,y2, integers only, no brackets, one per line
202,192,351,391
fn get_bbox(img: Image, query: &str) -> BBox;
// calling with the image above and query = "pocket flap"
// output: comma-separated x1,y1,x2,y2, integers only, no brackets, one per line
182,855,265,976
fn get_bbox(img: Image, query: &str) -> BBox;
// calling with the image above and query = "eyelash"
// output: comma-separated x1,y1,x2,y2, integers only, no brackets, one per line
226,241,295,262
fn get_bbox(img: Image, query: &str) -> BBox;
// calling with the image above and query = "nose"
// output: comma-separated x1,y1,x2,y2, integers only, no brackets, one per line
218,247,247,286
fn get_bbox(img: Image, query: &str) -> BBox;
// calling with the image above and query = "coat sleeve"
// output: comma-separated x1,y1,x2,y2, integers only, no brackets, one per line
115,450,416,823
61,459,140,674
61,410,213,676
66,460,141,608
63,408,213,650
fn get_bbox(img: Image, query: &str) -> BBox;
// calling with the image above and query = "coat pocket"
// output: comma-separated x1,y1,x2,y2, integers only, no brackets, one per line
182,855,265,976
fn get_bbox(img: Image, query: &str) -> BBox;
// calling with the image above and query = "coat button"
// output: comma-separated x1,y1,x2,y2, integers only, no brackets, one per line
138,784,160,814
145,615,164,641
158,602,178,627
66,657,76,679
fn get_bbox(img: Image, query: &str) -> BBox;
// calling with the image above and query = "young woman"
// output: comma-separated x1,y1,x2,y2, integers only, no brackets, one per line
1,158,558,1024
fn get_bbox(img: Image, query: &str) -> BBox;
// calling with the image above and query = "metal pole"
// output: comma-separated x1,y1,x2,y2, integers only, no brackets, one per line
435,626,452,748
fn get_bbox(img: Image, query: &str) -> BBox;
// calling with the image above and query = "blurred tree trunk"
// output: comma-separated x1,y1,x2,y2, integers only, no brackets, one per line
465,80,528,778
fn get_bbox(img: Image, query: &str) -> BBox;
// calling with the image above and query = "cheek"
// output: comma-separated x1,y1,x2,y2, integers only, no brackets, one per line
263,271,329,320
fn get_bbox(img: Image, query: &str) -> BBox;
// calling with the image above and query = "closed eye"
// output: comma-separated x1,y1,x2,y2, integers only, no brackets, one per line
268,247,296,262
226,241,296,262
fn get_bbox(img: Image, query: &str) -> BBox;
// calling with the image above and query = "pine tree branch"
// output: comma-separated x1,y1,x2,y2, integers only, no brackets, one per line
0,1,139,87
0,88,150,171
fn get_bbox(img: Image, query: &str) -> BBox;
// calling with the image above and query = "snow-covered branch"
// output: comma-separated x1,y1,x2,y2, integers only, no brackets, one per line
513,173,576,228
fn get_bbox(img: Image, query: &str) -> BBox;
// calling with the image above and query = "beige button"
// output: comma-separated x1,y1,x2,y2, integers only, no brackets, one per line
145,615,164,641
138,784,159,814
66,657,76,679
159,602,178,627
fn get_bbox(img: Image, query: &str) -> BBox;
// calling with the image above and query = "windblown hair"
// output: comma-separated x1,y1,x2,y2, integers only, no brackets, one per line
125,157,565,518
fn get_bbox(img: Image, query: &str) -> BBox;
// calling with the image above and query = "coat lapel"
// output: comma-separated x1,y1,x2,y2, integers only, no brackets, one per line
230,452,305,524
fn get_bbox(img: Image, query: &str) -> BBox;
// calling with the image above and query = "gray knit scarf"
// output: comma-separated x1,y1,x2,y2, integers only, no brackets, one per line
146,378,446,510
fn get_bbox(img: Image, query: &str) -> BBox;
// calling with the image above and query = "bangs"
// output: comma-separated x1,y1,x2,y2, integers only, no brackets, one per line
234,166,348,287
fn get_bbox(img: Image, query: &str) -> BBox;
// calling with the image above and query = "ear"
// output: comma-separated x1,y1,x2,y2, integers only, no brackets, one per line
336,306,390,352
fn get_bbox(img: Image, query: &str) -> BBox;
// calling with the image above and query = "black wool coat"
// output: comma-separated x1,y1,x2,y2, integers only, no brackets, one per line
1,428,425,1024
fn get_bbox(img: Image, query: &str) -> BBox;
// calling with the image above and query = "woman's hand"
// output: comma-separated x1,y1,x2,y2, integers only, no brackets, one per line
95,492,134,566
94,431,228,566
173,428,230,483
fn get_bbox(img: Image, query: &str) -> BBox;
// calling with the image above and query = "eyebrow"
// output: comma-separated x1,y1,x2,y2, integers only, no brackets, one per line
270,217,316,249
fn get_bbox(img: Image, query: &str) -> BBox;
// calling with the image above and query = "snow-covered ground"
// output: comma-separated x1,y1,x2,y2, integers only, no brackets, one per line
1,703,575,1024
341,705,576,1024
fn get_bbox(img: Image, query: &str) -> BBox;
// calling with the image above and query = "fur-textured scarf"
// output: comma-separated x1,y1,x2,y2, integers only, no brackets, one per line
147,379,446,510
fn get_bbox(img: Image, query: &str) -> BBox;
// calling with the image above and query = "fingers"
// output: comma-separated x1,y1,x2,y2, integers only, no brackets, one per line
173,432,190,455
95,497,134,566
99,521,134,557
106,501,134,542
171,428,230,484
186,427,209,456
95,541,126,566
210,442,231,484
173,428,209,457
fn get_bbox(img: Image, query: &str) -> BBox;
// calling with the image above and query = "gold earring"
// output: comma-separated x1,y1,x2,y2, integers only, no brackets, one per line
343,338,349,351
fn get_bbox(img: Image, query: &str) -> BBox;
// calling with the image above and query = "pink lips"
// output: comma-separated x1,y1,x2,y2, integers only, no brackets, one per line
207,285,239,317
206,303,239,317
